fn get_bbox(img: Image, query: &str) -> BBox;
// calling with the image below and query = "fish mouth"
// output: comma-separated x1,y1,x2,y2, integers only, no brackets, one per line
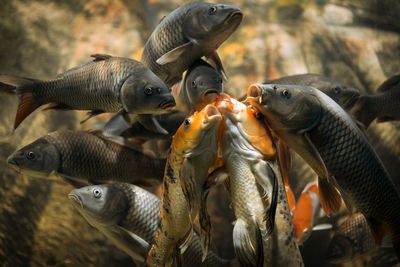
68,193,83,209
203,88,220,97
342,94,360,110
159,99,176,110
204,104,222,123
6,156,21,172
225,10,244,25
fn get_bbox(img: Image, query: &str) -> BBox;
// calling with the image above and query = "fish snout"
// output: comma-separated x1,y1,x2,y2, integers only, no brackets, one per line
204,104,222,123
159,95,176,110
7,155,18,166
224,7,244,25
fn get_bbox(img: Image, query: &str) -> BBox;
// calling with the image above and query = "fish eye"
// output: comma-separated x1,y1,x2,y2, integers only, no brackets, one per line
26,151,35,160
191,81,197,89
184,118,191,128
208,6,217,15
334,87,341,94
281,89,291,99
93,187,102,198
255,113,263,120
144,87,153,95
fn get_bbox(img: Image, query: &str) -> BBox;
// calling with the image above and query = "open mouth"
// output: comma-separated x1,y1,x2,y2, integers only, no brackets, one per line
68,193,83,208
204,88,220,97
226,10,244,25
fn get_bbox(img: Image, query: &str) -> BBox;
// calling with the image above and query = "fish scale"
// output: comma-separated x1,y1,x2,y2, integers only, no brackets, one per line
34,58,138,111
43,130,165,183
116,183,229,266
308,93,400,251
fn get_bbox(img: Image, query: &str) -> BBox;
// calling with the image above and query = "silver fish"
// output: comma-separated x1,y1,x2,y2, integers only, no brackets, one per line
141,2,243,87
69,183,230,266
248,83,400,260
0,54,175,129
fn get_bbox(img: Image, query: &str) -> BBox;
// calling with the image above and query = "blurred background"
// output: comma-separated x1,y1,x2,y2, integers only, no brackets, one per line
0,0,399,266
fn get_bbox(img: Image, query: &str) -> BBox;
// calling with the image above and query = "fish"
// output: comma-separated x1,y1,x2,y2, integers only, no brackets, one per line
248,83,400,259
140,2,243,87
0,54,175,130
7,130,166,186
147,104,222,266
351,73,400,128
217,96,277,266
0,81,15,95
69,183,230,266
326,212,378,263
292,181,321,244
177,59,223,111
277,140,296,213
240,74,360,111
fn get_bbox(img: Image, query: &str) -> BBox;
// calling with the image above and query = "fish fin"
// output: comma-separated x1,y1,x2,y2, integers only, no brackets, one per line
199,187,212,261
318,177,342,217
172,81,182,98
312,223,332,231
113,225,149,262
137,114,169,135
278,140,292,187
180,158,198,213
158,15,166,24
232,218,263,267
301,132,330,179
0,75,41,129
376,73,400,92
80,110,104,124
285,185,296,214
376,115,394,123
156,42,192,65
365,217,385,246
102,110,131,137
90,53,113,62
42,103,71,111
206,51,228,81
0,82,16,95
179,224,194,254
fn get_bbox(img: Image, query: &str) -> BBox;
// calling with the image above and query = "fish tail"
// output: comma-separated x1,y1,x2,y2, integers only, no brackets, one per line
0,75,41,129
318,177,342,216
351,96,375,128
232,218,263,267
0,81,16,95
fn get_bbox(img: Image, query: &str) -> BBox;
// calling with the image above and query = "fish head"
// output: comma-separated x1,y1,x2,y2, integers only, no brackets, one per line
247,84,322,134
172,104,222,157
7,138,60,177
183,60,223,109
121,65,176,114
68,184,128,227
183,3,243,49
321,83,360,110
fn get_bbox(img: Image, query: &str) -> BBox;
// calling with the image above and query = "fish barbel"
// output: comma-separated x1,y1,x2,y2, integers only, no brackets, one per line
147,104,222,266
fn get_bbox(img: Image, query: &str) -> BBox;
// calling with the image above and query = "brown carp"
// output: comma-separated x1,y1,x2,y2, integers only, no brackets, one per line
0,54,175,129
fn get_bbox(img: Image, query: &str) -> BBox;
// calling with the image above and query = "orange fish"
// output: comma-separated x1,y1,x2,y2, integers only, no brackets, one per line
292,181,320,244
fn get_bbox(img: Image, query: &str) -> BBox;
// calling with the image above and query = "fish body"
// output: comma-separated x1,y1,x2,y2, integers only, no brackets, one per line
179,59,223,111
351,73,400,128
69,183,229,266
292,181,320,244
0,55,175,129
249,83,400,258
7,130,165,186
141,2,243,87
218,97,277,266
326,212,378,263
147,104,222,266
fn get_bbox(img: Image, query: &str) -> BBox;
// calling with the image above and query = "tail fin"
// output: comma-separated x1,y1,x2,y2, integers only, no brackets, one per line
0,75,40,129
233,218,263,267
0,82,16,95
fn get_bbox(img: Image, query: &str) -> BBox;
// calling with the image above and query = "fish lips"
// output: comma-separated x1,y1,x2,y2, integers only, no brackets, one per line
68,193,84,209
158,97,176,110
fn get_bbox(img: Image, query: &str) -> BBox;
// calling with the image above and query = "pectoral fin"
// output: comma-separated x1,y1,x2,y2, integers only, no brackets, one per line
206,51,228,81
102,110,131,137
178,224,194,255
113,225,149,262
318,177,342,216
180,158,197,213
299,132,329,179
156,42,192,65
137,114,169,135
199,186,212,261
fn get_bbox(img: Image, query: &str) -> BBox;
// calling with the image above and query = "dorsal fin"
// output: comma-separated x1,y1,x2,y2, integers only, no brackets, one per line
90,53,113,62
377,73,400,92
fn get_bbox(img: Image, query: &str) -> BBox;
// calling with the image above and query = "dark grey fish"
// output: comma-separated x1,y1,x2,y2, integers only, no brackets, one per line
7,130,165,186
240,74,360,110
351,73,400,128
141,2,243,87
179,59,223,111
326,212,378,263
68,183,230,266
0,54,175,130
248,84,400,260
